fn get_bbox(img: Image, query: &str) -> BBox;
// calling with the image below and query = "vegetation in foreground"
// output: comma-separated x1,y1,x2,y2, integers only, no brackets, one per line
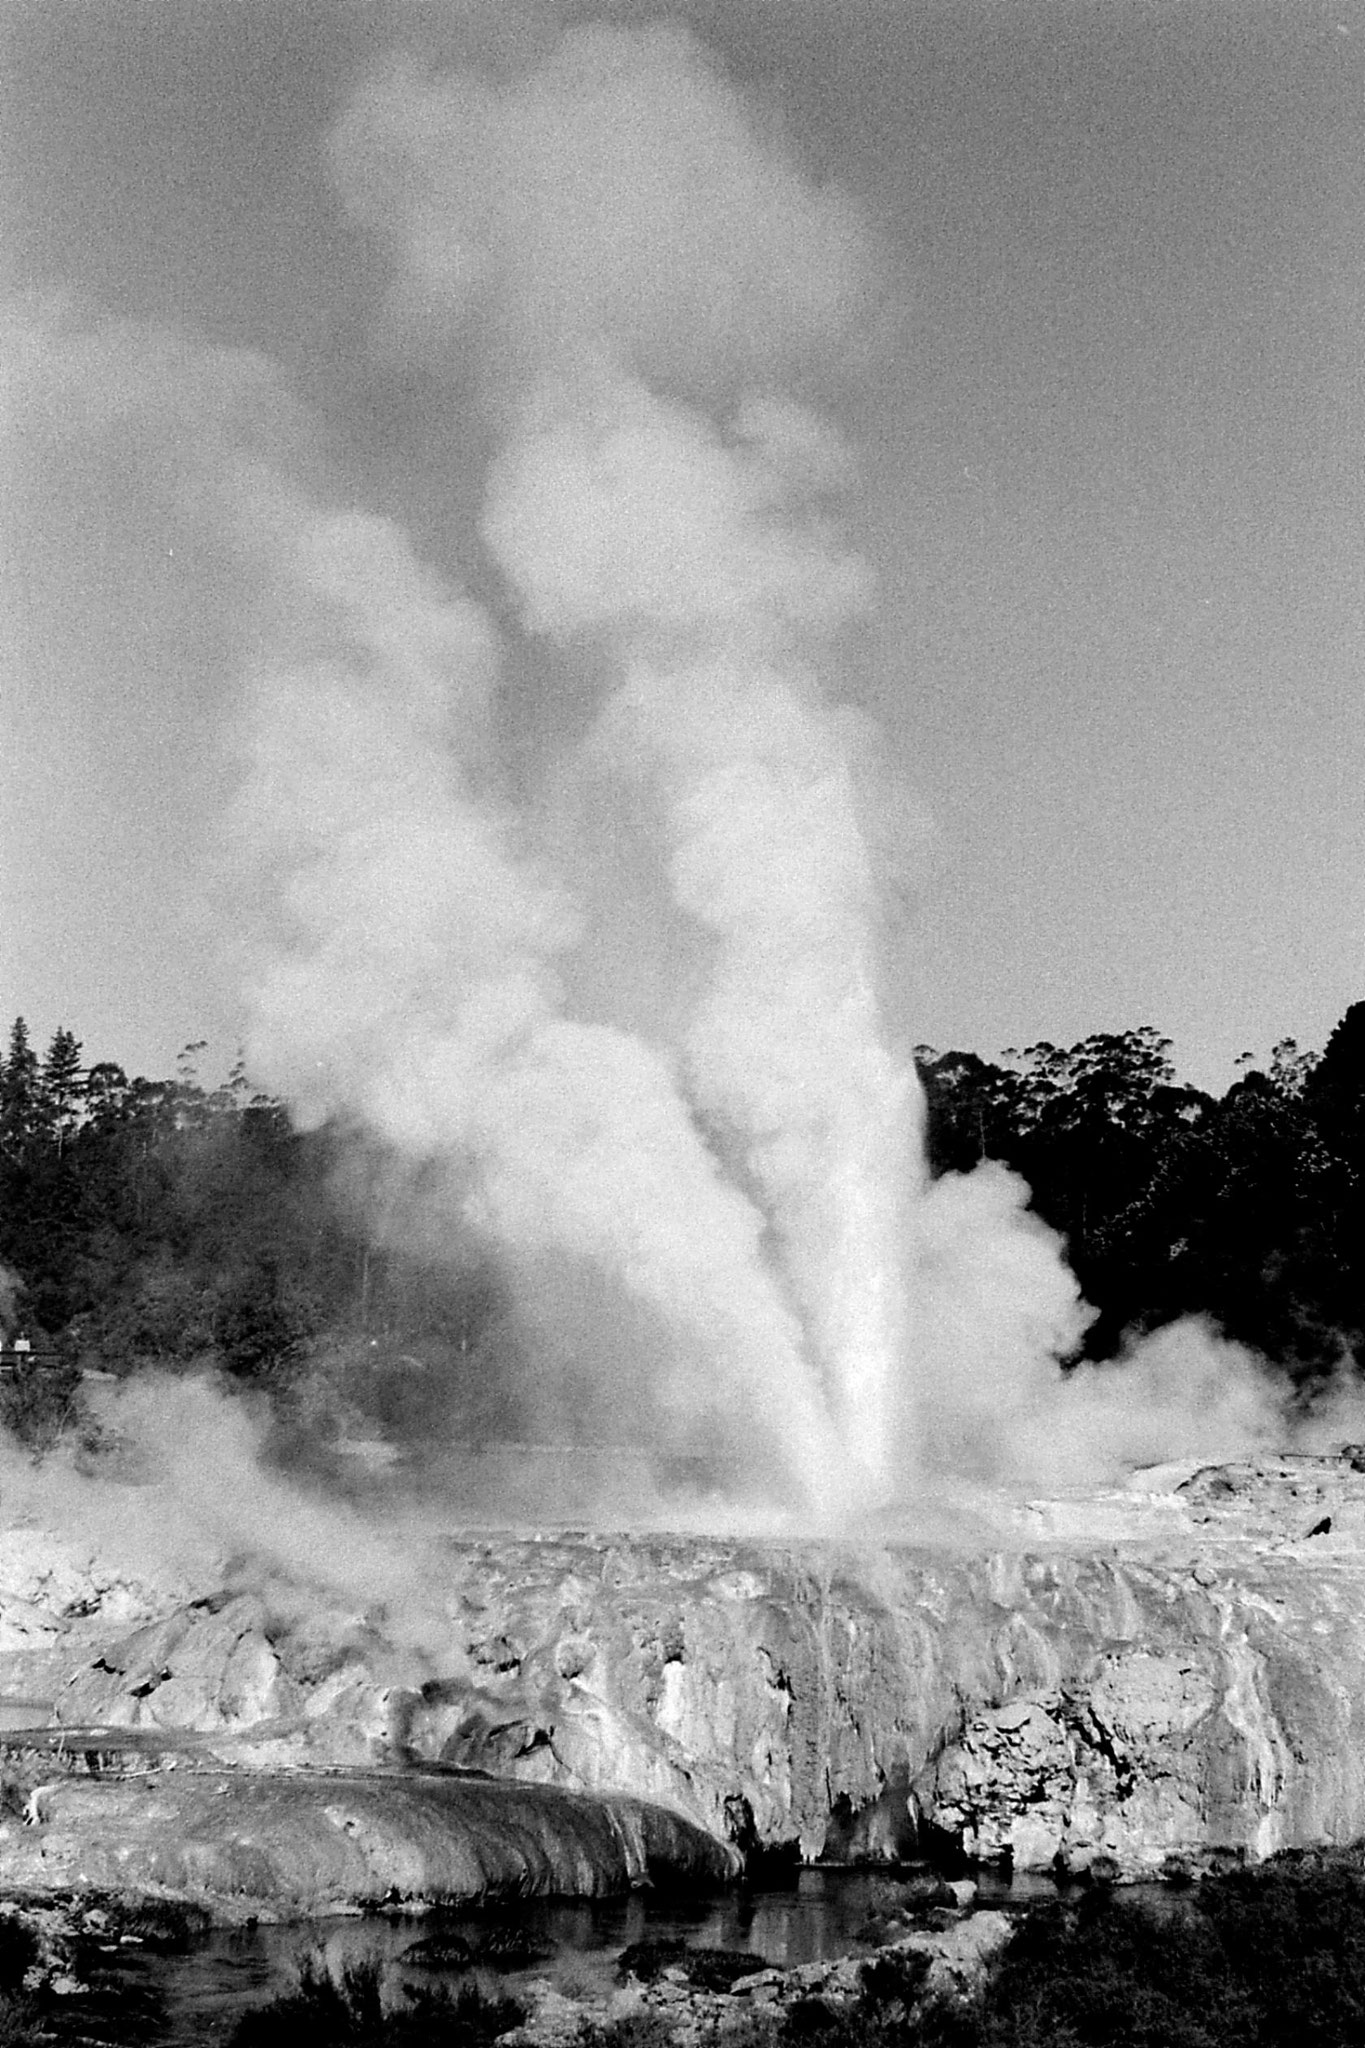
211,1858,1365,2047
934,1860,1365,2048
0,1914,43,2048
586,1862,1365,2048
227,1949,526,2047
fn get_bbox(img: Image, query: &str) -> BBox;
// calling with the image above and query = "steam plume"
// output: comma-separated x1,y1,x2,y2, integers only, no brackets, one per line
234,20,924,1516
231,17,1326,1522
238,490,864,1512
6,118,1358,1567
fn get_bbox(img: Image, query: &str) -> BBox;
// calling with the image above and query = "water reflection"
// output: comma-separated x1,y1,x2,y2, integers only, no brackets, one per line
65,1866,1070,2045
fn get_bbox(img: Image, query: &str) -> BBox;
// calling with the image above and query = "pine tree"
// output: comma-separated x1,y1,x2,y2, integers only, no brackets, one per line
0,1018,40,1156
1307,1002,1365,1167
41,1028,83,1154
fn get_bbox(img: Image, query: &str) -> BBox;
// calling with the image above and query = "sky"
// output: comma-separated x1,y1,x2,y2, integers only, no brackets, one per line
4,0,1364,1098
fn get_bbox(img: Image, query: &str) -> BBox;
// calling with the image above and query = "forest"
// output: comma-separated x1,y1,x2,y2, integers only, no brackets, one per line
1,1005,1364,1432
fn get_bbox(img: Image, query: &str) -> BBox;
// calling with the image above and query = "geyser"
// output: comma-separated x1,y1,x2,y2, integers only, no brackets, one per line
234,19,939,1520
234,17,1287,1521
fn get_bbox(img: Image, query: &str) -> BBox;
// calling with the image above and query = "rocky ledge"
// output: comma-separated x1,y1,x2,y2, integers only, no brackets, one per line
0,1767,733,1916
2,1452,1365,1906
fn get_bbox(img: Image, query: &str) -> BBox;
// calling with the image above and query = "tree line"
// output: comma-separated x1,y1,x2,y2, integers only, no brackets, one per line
2,1004,1364,1398
916,1007,1365,1384
0,1017,495,1398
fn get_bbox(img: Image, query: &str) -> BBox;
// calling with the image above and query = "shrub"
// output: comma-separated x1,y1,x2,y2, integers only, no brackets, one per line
228,1947,526,2046
230,1862,1365,2048
615,1938,770,1993
616,1937,686,1983
0,1993,45,2048
678,1946,772,1993
858,1949,932,2014
471,1920,556,1970
0,1355,84,1453
0,1918,38,1994
582,2016,710,2048
962,1861,1365,2047
95,1892,213,1954
398,1978,527,2045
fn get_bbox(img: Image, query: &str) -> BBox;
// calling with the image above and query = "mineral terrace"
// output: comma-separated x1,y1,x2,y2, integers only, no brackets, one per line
0,1451,1362,1915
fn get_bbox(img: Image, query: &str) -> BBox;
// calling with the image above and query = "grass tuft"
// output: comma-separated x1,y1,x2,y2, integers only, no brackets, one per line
228,1946,526,2046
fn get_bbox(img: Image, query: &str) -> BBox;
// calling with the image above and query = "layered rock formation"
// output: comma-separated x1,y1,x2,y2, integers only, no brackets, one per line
0,1769,734,1914
3,1452,1365,1905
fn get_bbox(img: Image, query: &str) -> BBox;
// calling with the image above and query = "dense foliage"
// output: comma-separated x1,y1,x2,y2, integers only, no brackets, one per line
0,1913,43,2048
1,1857,1361,2046
0,1019,505,1444
585,1860,1365,2048
228,1951,525,2047
917,1010,1365,1382
2,1005,1364,1420
950,1862,1365,2047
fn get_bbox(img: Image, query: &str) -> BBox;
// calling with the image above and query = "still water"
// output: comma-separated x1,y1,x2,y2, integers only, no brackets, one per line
52,1867,1061,2045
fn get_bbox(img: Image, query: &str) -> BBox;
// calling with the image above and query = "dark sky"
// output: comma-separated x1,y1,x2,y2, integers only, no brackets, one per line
4,0,1364,1091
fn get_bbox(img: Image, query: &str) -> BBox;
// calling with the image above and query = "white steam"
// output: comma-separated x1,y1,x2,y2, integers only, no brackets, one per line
223,17,1328,1522
236,20,922,1517
483,371,915,1492
0,1376,452,1659
3,51,1353,1569
238,494,861,1512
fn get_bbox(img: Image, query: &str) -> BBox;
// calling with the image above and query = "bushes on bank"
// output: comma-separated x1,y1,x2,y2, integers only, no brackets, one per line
0,1351,85,1454
0,1916,46,2048
923,1863,1365,2047
856,1861,1365,2048
0,1855,1349,2046
228,1948,525,2047
589,1859,1365,2048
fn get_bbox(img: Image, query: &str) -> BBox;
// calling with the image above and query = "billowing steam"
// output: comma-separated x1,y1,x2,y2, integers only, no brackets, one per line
229,18,1347,1524
237,22,925,1518
11,21,1341,1546
0,1375,455,1661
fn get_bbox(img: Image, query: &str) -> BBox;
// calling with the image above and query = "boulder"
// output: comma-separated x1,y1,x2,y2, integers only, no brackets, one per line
919,1651,1217,1872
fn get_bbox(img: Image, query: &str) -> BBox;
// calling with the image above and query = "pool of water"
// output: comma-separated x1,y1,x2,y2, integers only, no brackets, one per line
51,1865,1064,2044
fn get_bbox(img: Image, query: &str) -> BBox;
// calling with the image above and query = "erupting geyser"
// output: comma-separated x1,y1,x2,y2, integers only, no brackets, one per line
236,19,1095,1520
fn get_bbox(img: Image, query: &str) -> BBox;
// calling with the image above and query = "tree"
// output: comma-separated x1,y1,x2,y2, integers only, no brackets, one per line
915,1047,1027,1175
82,1062,131,1130
1306,1003,1365,1169
0,1018,40,1156
40,1028,83,1155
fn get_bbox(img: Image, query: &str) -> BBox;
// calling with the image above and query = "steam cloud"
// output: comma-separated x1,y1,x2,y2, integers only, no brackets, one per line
238,21,924,1517
232,17,1343,1522
7,20,1345,1543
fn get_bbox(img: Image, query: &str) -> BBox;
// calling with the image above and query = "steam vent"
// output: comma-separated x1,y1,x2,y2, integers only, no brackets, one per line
1,1450,1364,1913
